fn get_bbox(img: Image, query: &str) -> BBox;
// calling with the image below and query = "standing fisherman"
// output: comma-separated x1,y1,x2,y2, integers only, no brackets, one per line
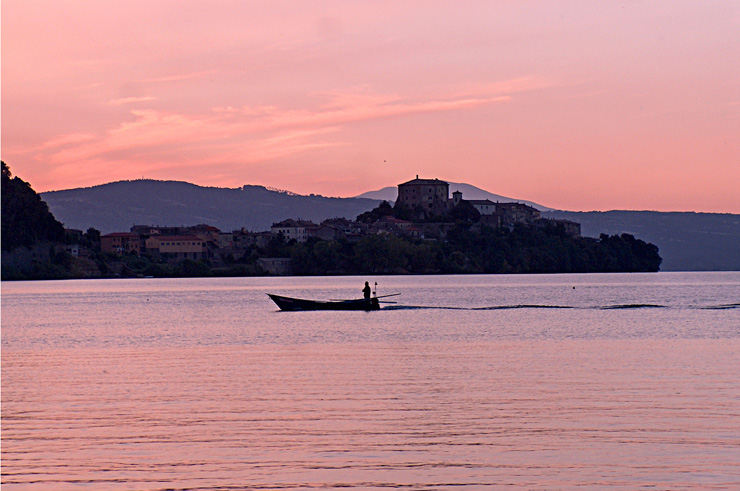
362,281,372,300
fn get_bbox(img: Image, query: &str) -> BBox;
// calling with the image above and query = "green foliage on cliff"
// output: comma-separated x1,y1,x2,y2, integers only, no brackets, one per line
2,161,65,251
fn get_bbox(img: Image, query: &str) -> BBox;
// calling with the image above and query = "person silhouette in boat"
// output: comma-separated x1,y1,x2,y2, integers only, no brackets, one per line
363,281,372,300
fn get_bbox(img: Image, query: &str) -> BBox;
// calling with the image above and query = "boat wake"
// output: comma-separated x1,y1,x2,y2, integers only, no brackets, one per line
599,304,665,309
384,304,577,311
383,303,739,311
700,303,740,310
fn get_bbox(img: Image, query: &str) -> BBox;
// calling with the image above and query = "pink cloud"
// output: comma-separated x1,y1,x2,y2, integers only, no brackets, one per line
108,96,157,106
33,85,516,184
38,133,98,151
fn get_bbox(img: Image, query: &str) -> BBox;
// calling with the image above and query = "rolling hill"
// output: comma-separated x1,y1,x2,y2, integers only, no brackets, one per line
41,180,381,234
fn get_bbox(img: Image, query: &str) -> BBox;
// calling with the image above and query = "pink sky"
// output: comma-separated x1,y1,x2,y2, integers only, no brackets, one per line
2,1,739,212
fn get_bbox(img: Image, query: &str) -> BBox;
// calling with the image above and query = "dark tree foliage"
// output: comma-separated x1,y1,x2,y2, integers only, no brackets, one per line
447,200,481,223
82,227,102,251
174,259,212,277
597,233,662,272
237,244,262,265
352,234,412,274
289,237,354,275
279,222,661,275
356,201,394,223
366,200,460,224
263,232,292,257
389,201,434,222
2,161,65,251
445,222,662,274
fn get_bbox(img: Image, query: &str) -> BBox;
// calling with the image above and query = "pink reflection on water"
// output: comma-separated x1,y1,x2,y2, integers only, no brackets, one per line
3,340,740,489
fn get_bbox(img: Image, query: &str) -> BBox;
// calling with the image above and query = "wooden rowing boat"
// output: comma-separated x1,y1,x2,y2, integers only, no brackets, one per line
267,293,380,311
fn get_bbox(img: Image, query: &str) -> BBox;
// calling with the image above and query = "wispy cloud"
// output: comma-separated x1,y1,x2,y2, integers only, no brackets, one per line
27,79,543,189
232,90,512,131
38,133,98,150
38,83,520,168
137,71,214,84
108,96,157,106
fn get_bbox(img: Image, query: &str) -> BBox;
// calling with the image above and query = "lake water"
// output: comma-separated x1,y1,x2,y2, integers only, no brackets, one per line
2,272,739,490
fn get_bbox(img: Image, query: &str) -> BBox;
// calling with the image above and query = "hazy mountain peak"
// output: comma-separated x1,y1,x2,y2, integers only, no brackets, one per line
356,181,551,211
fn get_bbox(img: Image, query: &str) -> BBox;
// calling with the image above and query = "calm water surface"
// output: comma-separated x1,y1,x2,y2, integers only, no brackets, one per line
2,272,740,490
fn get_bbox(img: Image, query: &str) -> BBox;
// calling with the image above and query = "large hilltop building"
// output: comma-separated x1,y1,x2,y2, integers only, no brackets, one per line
396,176,540,222
396,176,450,215
394,175,578,236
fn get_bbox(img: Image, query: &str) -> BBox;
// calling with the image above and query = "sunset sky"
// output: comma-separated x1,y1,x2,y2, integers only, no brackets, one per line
2,1,739,212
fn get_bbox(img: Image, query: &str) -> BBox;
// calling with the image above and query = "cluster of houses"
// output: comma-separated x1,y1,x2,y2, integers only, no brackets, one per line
98,177,580,272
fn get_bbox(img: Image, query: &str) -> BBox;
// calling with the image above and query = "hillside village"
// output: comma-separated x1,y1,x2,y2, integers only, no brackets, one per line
94,177,581,275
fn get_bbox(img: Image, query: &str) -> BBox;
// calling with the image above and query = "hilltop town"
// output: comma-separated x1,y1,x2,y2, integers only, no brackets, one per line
90,177,584,275
2,166,662,280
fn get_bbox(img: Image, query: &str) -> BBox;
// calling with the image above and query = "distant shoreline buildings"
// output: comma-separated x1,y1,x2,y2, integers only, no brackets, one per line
97,176,581,274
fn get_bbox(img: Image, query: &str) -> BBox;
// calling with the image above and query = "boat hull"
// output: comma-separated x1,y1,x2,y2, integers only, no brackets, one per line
267,294,380,311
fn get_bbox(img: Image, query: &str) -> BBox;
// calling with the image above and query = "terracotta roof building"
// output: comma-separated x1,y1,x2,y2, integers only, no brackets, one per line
101,233,141,255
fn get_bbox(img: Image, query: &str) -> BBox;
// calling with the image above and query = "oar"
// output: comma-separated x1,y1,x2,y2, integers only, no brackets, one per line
329,293,401,301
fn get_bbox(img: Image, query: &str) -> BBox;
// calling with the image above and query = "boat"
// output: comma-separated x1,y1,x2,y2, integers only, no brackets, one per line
267,294,380,311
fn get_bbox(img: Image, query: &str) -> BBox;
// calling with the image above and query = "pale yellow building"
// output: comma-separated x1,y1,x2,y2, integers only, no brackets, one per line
145,235,205,260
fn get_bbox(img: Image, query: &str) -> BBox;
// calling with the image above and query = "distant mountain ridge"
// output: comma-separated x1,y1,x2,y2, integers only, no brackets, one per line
39,179,740,272
41,179,382,235
356,182,551,211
